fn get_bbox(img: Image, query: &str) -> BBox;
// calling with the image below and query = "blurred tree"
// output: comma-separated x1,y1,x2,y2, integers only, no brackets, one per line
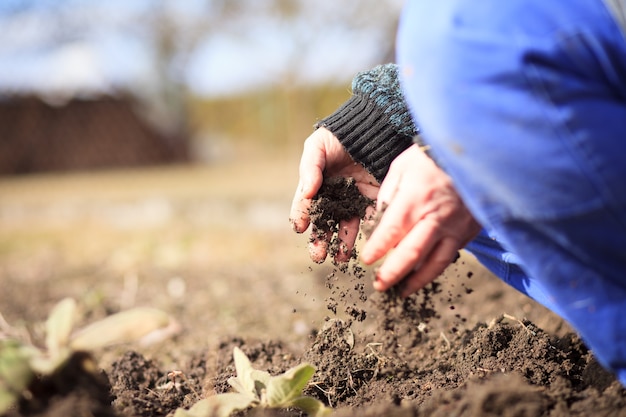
0,0,403,153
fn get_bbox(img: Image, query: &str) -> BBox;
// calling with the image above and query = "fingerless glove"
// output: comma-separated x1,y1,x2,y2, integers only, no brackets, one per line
315,63,423,183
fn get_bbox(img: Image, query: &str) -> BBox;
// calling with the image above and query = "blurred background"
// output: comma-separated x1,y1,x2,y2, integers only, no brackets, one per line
0,0,408,346
0,0,403,172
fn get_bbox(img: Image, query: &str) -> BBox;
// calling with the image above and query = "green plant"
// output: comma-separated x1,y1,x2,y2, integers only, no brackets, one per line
0,298,176,414
174,346,331,417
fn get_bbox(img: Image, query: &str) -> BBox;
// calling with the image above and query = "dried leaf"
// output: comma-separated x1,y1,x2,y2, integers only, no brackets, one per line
45,298,76,355
69,307,172,351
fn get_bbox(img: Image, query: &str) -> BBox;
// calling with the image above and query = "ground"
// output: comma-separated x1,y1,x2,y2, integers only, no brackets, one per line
1,149,625,417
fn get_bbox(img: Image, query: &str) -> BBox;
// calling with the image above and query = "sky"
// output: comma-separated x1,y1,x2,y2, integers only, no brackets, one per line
0,0,404,98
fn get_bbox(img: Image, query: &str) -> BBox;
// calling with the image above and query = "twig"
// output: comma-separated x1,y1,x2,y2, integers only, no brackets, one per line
311,383,333,408
503,313,536,336
439,332,451,351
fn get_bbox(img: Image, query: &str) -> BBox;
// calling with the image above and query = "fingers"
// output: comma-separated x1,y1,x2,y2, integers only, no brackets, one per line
359,151,416,264
360,187,417,265
371,218,439,291
398,236,459,297
372,233,459,296
309,217,360,264
308,228,333,263
290,127,383,265
334,217,360,263
289,179,312,233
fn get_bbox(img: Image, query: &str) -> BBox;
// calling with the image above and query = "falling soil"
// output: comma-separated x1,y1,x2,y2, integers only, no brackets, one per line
307,176,373,265
3,174,626,417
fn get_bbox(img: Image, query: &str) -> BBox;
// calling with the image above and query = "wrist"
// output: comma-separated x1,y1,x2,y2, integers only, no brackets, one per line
316,93,414,183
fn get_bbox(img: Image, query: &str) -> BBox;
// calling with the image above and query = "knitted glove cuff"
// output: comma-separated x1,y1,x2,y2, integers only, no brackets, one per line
314,64,418,183
316,94,414,183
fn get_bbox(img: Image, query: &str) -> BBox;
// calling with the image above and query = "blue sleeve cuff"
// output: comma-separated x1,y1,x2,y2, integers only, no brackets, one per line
465,229,561,314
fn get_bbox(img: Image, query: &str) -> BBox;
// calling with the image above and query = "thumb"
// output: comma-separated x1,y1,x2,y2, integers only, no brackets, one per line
299,133,327,199
289,133,326,233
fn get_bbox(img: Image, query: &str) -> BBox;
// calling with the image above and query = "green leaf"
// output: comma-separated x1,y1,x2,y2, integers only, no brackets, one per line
230,347,257,397
174,348,332,417
265,363,316,407
291,396,332,417
0,341,34,414
0,388,17,415
226,376,248,397
250,369,271,389
69,307,172,351
45,298,77,356
0,342,33,391
173,393,253,417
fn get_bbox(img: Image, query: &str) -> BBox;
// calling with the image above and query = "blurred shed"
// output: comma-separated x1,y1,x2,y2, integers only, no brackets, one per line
0,93,189,175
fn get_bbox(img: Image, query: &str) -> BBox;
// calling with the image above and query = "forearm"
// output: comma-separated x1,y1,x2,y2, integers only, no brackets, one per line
315,63,422,183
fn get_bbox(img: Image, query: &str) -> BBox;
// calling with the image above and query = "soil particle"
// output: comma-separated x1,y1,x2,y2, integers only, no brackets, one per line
309,177,372,234
302,318,381,408
308,177,373,263
6,352,115,417
109,350,205,417
369,284,440,355
297,175,626,417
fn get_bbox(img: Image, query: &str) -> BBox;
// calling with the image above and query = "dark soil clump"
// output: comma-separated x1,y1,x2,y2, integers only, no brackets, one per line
368,284,440,355
308,177,373,263
309,177,372,234
5,352,116,417
109,350,206,417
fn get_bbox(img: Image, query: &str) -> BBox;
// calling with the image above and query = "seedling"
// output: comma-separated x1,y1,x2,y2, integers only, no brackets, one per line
157,370,201,398
174,346,331,417
0,298,177,414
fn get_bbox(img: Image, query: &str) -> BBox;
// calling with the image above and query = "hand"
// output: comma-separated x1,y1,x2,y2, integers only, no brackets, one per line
289,127,378,264
360,144,481,297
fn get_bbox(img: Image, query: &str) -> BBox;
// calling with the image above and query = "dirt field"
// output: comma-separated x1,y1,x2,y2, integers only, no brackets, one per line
1,149,625,417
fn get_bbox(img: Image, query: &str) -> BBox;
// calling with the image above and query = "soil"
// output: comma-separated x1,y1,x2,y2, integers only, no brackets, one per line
307,176,373,265
2,166,626,417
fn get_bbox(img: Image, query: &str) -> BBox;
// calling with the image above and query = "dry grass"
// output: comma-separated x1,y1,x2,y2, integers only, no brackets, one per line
0,148,305,263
